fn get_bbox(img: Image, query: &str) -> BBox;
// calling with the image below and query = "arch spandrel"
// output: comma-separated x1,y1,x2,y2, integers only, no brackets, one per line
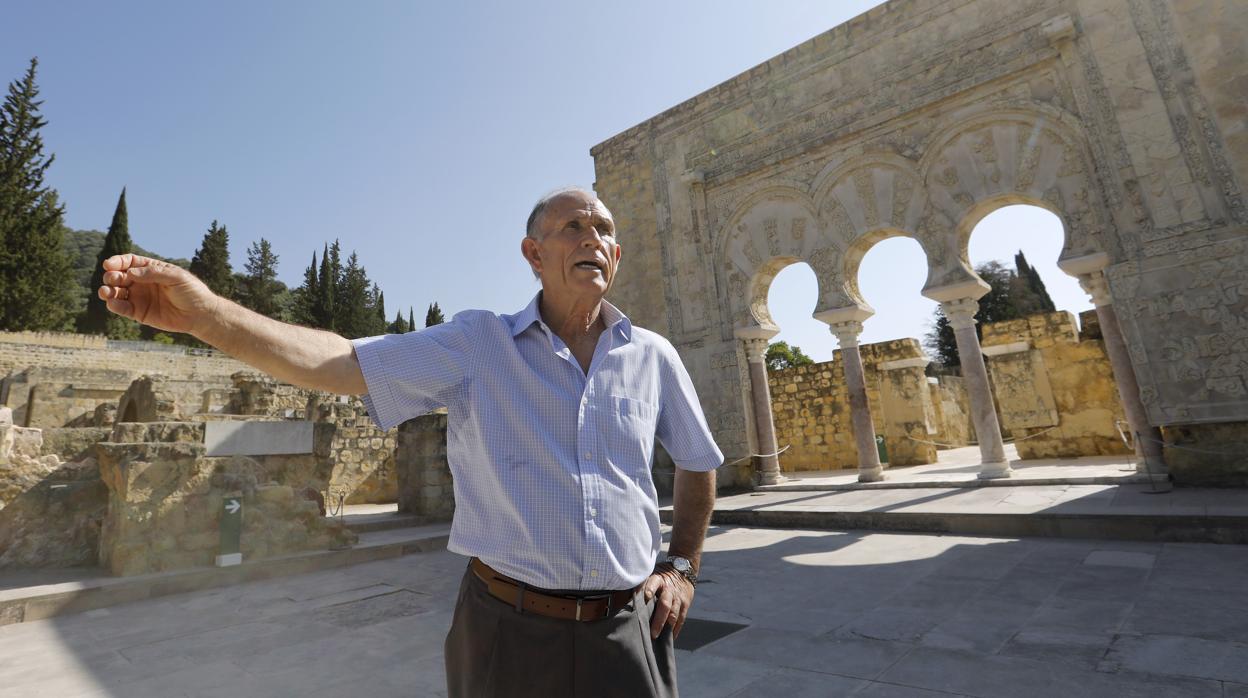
918,106,1109,266
809,154,931,312
717,188,830,331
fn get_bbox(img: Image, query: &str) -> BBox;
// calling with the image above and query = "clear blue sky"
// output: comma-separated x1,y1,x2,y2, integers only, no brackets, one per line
5,0,1088,360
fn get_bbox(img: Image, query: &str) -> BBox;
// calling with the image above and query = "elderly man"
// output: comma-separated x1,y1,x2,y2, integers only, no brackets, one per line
98,186,722,697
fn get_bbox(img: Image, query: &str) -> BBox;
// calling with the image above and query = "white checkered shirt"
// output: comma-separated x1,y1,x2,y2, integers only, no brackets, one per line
353,292,723,591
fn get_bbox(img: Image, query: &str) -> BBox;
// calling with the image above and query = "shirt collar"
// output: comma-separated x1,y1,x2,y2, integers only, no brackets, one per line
509,291,632,341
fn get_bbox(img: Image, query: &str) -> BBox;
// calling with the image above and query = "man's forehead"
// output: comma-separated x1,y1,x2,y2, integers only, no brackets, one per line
548,192,611,218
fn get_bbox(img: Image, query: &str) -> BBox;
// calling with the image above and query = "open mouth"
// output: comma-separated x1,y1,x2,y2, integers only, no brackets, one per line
574,260,606,272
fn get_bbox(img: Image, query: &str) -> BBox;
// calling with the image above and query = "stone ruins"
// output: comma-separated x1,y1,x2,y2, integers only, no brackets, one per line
591,0,1247,488
2,0,1245,601
0,331,453,578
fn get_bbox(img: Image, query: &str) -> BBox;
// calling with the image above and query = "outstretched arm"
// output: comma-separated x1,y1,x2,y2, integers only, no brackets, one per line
99,253,366,395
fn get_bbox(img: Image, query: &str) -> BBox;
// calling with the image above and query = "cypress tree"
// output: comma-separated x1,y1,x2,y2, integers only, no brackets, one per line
374,287,386,331
389,310,408,334
408,307,415,332
78,188,138,337
189,220,234,297
334,251,373,338
239,238,281,318
293,250,318,326
1016,250,1056,312
924,261,1024,371
425,302,445,327
316,242,334,329
0,57,75,331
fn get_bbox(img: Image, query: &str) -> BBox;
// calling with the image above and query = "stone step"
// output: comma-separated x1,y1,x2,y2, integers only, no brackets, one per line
338,511,430,534
758,472,1153,491
663,484,1248,545
0,523,450,627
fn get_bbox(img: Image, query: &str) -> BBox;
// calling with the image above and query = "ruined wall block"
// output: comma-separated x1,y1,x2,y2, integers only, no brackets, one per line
983,311,1131,459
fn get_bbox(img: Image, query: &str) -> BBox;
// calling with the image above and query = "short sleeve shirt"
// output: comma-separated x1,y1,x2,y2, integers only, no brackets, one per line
352,293,723,590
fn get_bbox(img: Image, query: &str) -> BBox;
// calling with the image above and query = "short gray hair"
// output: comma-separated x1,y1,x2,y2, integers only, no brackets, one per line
525,185,596,239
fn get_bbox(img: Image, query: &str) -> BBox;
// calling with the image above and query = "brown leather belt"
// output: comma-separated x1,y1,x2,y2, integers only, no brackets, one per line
470,558,635,622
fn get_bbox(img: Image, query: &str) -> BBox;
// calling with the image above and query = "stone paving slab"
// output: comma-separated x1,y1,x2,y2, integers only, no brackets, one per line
0,524,451,627
3,526,1248,696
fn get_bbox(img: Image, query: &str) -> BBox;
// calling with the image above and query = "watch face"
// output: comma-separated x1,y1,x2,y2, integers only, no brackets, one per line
669,557,692,573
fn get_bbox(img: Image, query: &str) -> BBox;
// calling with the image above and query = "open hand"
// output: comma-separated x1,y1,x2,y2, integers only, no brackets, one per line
98,254,219,335
641,566,695,640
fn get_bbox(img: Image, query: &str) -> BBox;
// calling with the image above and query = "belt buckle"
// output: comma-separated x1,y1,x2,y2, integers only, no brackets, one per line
574,593,613,621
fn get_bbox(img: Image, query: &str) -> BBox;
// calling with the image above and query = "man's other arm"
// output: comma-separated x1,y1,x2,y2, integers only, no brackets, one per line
644,466,716,639
98,254,366,395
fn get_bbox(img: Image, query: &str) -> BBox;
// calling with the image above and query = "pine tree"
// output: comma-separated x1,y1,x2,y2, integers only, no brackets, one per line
0,57,75,331
78,188,138,337
425,302,445,327
189,220,234,297
389,310,408,334
238,238,281,318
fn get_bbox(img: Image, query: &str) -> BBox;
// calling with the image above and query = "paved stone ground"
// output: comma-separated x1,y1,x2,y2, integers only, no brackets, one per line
2,526,1247,697
771,444,1141,488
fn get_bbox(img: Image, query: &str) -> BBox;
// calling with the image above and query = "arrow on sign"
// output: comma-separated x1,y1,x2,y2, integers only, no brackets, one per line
225,499,241,514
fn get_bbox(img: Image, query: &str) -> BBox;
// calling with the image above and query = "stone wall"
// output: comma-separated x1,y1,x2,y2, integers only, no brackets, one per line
929,376,976,447
96,426,355,576
982,311,1131,459
230,372,321,419
396,413,454,520
0,335,247,378
0,413,107,569
310,399,397,505
768,338,967,471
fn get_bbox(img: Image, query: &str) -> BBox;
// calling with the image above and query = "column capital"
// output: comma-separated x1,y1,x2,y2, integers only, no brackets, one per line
829,321,864,348
1078,270,1113,307
940,298,980,330
741,337,770,364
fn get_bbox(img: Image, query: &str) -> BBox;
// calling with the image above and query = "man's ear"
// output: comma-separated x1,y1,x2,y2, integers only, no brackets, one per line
521,236,541,274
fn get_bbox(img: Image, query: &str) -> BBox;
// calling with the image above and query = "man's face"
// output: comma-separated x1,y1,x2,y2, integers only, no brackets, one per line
522,191,622,300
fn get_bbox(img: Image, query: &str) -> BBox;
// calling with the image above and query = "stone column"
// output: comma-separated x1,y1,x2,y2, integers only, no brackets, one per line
1078,271,1168,482
941,298,1012,479
829,322,885,482
739,333,784,486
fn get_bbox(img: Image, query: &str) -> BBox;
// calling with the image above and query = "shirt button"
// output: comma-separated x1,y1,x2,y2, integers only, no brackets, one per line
584,452,593,459
590,570,599,578
589,507,598,517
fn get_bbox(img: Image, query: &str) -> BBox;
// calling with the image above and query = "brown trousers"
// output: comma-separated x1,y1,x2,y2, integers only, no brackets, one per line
444,566,677,697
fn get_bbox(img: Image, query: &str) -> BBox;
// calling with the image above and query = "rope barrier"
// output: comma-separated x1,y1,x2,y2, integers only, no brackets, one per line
725,444,792,466
905,425,1059,449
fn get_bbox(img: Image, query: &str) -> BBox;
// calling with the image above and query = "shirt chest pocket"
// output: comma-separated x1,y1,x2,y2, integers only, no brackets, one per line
604,395,659,467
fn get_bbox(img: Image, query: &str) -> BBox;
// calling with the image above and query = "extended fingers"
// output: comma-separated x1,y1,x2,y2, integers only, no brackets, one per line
102,253,153,272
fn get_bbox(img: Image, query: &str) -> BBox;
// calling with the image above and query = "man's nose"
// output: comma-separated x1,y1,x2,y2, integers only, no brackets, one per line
580,229,605,247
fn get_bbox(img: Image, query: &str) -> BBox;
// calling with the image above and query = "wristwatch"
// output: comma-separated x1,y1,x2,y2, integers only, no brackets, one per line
662,555,698,586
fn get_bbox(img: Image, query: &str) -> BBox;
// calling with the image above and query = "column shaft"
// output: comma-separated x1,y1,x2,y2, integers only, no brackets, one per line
840,343,884,482
944,299,1011,479
1081,274,1167,480
741,337,783,486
